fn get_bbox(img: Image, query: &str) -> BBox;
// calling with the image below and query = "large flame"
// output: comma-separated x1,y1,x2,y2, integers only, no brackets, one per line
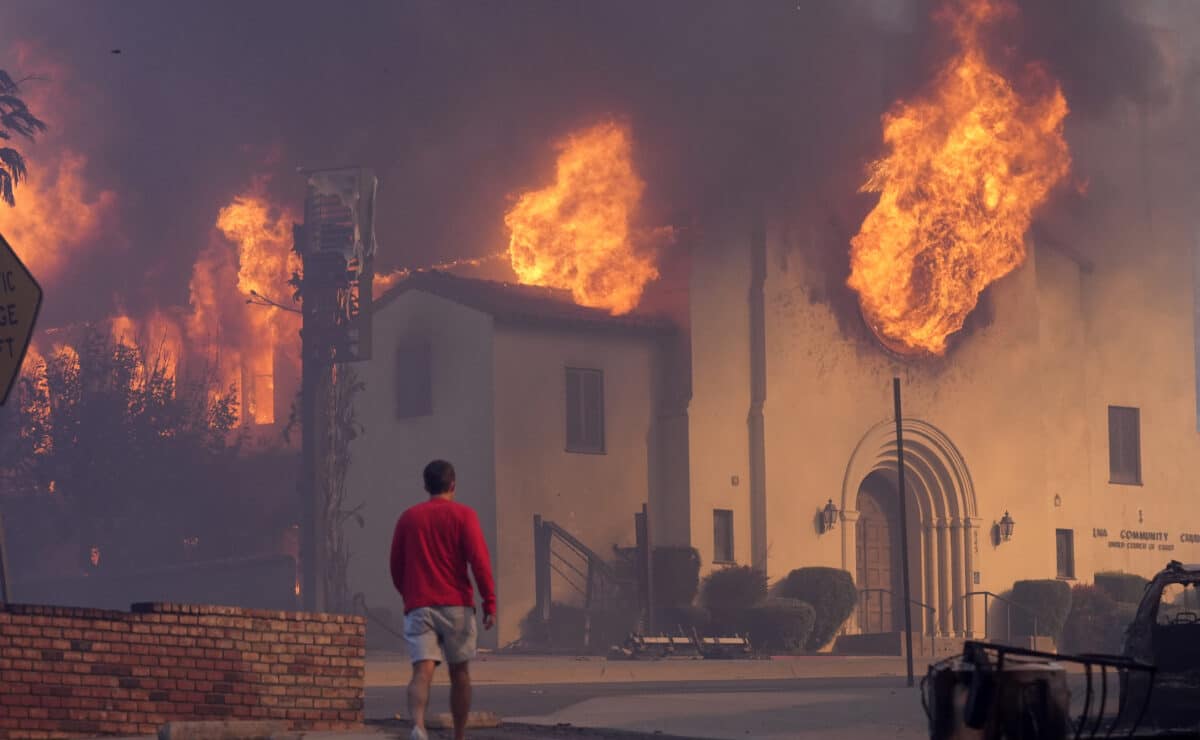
505,121,659,315
188,183,300,426
847,0,1071,356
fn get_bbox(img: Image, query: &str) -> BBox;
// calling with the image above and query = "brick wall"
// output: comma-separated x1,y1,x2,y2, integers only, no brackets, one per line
0,602,365,739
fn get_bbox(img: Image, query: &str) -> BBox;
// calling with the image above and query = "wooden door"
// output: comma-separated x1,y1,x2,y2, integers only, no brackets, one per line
856,488,898,632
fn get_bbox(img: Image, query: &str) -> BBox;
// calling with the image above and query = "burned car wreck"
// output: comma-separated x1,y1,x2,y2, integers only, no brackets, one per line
1121,560,1200,732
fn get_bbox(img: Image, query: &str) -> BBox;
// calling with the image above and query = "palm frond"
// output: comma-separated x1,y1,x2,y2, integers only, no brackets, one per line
0,170,14,207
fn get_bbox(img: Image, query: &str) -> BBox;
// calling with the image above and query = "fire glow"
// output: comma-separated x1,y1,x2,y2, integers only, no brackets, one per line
505,121,660,316
847,0,1071,357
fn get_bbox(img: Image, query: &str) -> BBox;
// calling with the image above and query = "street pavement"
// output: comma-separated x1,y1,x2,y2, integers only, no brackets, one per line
366,654,930,739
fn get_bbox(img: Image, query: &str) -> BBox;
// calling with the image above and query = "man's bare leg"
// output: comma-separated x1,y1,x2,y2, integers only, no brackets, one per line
448,661,472,740
408,660,436,735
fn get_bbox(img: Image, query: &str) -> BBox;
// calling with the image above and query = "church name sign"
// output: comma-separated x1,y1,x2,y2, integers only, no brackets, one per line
1091,527,1200,552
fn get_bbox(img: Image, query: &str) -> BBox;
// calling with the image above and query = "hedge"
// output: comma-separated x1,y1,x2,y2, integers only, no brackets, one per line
1011,579,1073,642
1094,571,1149,605
773,567,857,651
739,597,816,654
519,603,638,653
654,546,702,608
1061,585,1135,655
655,605,711,634
701,565,768,611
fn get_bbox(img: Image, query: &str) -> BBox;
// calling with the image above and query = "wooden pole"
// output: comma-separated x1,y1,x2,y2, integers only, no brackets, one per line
893,377,915,687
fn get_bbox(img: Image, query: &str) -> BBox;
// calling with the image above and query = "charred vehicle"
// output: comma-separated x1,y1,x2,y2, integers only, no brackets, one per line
1121,560,1200,731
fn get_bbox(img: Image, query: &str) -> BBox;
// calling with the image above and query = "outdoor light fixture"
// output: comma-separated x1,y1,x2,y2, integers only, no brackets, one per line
998,511,1015,542
821,499,839,533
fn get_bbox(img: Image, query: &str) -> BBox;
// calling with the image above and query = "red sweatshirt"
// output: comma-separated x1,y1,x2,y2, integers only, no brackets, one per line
389,497,497,616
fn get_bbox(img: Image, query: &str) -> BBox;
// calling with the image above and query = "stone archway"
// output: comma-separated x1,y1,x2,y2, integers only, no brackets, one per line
840,419,979,638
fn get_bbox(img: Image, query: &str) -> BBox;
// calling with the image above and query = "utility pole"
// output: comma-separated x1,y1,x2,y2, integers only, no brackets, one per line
294,167,377,614
893,377,916,688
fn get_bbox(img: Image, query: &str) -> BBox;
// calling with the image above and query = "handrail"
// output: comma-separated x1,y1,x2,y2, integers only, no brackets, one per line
962,590,1041,641
543,519,619,581
857,588,937,651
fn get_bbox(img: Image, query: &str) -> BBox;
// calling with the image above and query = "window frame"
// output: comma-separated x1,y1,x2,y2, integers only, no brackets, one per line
395,339,434,420
1107,405,1142,486
713,509,735,564
1055,528,1076,580
565,366,605,455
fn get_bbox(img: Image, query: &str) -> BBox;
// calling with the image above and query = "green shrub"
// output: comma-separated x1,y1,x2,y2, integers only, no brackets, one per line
1062,585,1133,655
701,565,768,611
654,547,702,608
774,567,857,651
1011,580,1073,642
1094,571,1149,605
739,598,816,655
656,605,710,634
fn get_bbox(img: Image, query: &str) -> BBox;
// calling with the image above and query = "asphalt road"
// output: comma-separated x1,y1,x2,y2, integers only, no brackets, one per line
366,675,910,721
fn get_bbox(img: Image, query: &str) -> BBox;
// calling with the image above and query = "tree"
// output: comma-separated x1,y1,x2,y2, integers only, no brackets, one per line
0,70,46,206
0,326,291,579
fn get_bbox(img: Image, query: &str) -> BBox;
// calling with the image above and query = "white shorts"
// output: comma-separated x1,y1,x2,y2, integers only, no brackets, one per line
404,606,478,665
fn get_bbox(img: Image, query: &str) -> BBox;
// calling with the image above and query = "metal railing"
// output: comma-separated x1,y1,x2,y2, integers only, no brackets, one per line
858,588,938,653
532,515,635,622
963,590,1041,643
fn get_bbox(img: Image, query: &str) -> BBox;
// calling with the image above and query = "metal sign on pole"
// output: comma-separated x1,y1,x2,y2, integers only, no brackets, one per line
0,232,43,406
893,377,916,688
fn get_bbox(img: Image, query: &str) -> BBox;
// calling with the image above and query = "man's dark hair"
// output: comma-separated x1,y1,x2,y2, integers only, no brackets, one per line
423,460,456,495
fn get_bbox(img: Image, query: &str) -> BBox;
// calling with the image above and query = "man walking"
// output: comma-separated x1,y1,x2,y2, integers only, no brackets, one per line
390,460,497,740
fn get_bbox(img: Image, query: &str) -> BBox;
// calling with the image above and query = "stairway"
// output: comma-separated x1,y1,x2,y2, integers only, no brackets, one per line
832,631,966,658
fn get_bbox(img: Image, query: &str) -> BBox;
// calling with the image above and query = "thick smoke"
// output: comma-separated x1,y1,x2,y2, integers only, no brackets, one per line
0,0,1181,329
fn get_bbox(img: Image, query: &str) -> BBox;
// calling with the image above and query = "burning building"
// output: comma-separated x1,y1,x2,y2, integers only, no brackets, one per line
332,0,1200,650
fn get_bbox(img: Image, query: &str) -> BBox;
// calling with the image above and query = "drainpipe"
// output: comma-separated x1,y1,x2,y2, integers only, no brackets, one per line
748,216,768,571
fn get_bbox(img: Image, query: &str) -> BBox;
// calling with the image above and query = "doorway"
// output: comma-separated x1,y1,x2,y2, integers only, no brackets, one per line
855,471,901,633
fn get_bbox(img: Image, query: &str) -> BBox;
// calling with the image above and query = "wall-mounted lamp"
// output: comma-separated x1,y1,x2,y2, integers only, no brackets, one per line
998,511,1015,542
821,499,839,534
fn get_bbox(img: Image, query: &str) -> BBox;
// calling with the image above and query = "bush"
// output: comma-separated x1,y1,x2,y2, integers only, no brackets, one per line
739,598,816,655
1094,571,1149,605
1062,585,1134,655
656,605,710,634
654,547,702,608
519,603,637,654
1011,580,1073,642
774,567,857,651
701,565,768,611
519,603,587,648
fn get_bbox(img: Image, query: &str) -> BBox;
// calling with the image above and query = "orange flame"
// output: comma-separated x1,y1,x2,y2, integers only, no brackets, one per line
373,251,508,294
847,0,1071,356
187,183,300,426
505,121,660,315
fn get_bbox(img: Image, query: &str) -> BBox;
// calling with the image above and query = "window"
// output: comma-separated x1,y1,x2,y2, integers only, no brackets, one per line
565,367,604,453
1108,405,1142,485
1055,529,1075,580
396,340,433,419
713,509,734,563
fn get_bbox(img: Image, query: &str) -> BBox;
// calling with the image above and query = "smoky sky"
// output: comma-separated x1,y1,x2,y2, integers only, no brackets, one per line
1,0,1173,326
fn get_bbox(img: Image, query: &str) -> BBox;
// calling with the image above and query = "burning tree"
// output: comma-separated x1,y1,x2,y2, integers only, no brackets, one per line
0,327,293,579
0,69,46,207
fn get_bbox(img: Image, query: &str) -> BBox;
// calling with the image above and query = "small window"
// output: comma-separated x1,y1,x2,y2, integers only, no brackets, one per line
713,509,734,564
396,340,433,419
566,367,604,454
1055,529,1075,580
1108,406,1142,485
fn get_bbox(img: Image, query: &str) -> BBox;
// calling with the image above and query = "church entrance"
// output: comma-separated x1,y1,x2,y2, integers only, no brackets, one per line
855,472,901,633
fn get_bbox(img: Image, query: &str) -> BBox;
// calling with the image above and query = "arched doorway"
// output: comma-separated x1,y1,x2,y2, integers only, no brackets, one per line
840,419,979,638
855,472,901,632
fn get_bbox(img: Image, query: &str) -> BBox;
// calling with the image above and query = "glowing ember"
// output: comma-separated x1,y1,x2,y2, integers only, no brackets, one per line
847,0,1071,356
373,251,507,294
505,121,659,316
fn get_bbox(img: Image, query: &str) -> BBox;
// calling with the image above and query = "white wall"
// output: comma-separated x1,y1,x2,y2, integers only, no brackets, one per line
344,291,497,644
491,324,659,645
